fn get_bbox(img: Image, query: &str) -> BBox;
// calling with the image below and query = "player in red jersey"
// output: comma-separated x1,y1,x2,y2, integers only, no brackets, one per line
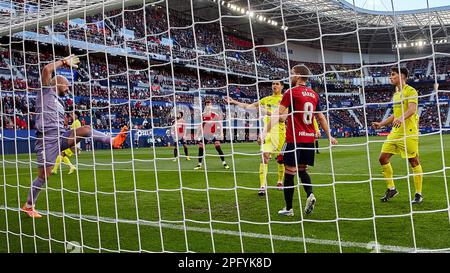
194,100,230,170
261,64,337,216
172,111,190,161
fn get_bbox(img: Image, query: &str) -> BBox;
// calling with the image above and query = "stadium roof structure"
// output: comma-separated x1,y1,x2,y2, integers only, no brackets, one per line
190,0,450,53
1,0,449,54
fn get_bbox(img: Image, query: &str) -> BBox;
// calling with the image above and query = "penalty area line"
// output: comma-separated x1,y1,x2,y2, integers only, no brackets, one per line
0,168,447,179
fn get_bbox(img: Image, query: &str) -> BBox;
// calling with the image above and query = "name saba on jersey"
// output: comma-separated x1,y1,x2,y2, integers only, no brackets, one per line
302,91,316,98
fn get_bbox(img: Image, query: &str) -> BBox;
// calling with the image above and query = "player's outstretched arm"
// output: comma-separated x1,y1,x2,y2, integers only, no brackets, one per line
41,55,80,86
225,96,259,110
316,112,337,145
372,114,394,129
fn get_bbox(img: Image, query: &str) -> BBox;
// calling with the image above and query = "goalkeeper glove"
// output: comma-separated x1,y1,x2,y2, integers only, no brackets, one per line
63,54,80,68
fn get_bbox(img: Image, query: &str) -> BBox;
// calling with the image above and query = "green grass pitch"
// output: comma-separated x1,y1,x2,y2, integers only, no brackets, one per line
1,134,450,253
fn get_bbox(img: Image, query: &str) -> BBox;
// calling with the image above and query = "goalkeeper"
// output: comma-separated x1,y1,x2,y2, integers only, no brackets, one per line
22,55,129,218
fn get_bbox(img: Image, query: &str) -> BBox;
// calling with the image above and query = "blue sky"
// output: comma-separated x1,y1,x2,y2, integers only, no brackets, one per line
347,0,450,11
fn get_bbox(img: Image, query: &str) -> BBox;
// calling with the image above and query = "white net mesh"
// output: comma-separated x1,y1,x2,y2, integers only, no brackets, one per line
0,0,449,253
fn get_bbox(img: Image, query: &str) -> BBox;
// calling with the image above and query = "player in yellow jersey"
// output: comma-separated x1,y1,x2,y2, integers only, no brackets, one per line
313,117,320,154
226,80,286,196
52,111,81,175
372,67,423,204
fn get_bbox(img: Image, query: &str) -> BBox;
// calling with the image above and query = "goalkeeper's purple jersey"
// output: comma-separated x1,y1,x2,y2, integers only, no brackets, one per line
35,87,65,135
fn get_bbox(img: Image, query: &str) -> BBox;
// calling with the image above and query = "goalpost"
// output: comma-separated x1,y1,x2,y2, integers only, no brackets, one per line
0,0,449,253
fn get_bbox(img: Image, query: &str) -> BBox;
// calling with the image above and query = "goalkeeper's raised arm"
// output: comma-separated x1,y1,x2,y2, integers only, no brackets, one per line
42,54,79,87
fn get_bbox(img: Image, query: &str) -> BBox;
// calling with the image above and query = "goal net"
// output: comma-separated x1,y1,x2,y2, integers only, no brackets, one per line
1,0,449,253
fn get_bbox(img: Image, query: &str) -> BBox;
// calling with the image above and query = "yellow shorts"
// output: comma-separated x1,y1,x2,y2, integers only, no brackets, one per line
62,147,74,157
262,132,285,154
381,137,418,159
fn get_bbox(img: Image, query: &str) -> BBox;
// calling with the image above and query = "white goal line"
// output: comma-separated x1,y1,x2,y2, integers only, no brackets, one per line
0,205,445,253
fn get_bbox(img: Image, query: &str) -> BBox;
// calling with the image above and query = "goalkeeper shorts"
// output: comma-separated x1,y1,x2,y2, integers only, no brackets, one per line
34,130,71,167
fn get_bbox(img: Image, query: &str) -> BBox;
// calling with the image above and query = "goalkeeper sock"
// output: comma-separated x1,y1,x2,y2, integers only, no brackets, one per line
91,129,112,144
382,162,395,189
52,155,62,173
277,163,284,182
412,164,423,194
198,147,204,164
62,156,75,169
315,140,319,153
26,177,46,206
283,173,295,210
299,170,313,198
183,146,189,156
259,163,268,188
174,147,178,157
215,146,225,162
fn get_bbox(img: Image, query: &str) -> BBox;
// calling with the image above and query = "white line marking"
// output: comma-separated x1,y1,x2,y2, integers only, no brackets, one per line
0,205,444,253
1,168,447,178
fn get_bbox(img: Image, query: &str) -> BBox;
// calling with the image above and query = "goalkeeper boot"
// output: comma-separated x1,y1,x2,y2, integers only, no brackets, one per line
223,162,230,170
172,158,177,162
258,186,266,197
112,126,129,149
380,188,398,202
304,193,316,215
68,166,76,175
411,193,423,204
51,169,58,175
21,204,42,218
278,207,294,217
186,156,191,161
194,163,202,170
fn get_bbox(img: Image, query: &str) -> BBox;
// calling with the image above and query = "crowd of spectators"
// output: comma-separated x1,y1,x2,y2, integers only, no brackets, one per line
1,3,449,137
3,79,448,133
